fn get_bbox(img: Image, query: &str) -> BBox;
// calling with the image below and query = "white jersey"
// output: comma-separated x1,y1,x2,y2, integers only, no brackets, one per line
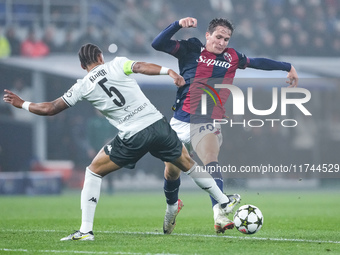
62,57,163,139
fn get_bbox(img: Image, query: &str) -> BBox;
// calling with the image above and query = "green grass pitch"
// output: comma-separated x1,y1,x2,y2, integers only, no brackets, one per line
0,190,339,254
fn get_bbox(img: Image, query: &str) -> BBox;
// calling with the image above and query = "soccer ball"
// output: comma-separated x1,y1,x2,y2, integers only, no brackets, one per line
233,204,263,234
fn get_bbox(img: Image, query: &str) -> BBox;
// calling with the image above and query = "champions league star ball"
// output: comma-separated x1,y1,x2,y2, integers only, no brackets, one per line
233,204,263,234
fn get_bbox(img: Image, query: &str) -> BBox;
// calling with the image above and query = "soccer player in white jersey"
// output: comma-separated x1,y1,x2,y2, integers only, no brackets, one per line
3,43,240,240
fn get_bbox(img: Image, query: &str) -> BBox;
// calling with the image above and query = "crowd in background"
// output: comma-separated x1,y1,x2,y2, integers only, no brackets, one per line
0,0,339,58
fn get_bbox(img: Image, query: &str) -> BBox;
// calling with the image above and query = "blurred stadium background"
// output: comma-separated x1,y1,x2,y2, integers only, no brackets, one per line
0,0,339,195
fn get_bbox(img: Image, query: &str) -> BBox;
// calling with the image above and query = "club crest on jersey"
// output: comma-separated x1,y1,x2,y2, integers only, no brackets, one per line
223,52,232,62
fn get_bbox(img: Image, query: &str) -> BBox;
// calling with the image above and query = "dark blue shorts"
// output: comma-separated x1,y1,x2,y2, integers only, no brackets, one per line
104,118,182,169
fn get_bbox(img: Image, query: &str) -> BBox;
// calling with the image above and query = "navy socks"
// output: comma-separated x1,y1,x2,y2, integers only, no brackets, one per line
164,177,180,205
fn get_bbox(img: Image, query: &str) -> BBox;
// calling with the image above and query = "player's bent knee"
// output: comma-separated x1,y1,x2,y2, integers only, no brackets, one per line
170,154,194,173
87,163,102,176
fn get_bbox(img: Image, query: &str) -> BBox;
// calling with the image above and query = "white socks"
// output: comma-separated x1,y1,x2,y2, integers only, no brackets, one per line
166,200,179,215
78,163,226,233
213,204,221,221
186,162,229,205
80,167,102,233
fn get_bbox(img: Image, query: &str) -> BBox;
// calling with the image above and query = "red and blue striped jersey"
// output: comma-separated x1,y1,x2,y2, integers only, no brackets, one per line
152,21,291,123
172,37,248,122
152,23,248,123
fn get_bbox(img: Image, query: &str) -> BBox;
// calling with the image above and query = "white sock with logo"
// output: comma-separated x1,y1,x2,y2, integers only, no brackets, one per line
79,167,102,233
185,162,229,205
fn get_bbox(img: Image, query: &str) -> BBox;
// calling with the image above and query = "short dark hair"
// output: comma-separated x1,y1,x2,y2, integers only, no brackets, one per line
207,18,234,35
78,43,103,68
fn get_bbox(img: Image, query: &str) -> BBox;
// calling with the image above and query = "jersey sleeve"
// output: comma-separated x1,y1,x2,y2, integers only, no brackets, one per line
111,57,136,76
151,21,182,55
173,37,202,58
61,81,83,107
235,50,249,69
247,58,291,71
152,20,203,59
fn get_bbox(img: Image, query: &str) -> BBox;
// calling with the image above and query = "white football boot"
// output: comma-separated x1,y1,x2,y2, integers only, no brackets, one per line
220,194,241,214
163,199,184,234
214,194,241,233
60,230,94,241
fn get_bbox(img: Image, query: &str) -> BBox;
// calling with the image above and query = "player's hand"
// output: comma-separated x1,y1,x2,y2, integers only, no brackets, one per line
179,17,197,28
3,89,25,108
168,69,185,87
286,65,298,88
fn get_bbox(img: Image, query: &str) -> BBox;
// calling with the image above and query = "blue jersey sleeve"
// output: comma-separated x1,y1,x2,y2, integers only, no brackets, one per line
152,21,182,55
235,50,249,69
248,58,291,72
152,21,203,59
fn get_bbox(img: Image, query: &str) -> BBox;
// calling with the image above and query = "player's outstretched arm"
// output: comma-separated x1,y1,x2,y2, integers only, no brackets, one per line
132,62,185,87
247,58,299,87
3,89,68,116
286,65,298,87
151,17,196,54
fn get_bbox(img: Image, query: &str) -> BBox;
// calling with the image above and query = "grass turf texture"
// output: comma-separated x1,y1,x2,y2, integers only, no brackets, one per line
0,190,339,254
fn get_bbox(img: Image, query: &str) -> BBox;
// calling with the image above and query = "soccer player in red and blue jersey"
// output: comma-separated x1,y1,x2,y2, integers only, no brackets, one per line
152,17,298,234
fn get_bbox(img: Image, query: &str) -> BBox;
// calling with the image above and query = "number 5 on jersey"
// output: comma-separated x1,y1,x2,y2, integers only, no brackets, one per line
98,78,126,107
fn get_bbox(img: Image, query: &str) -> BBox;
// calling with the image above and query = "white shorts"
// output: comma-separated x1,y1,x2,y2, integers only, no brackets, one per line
170,117,223,153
